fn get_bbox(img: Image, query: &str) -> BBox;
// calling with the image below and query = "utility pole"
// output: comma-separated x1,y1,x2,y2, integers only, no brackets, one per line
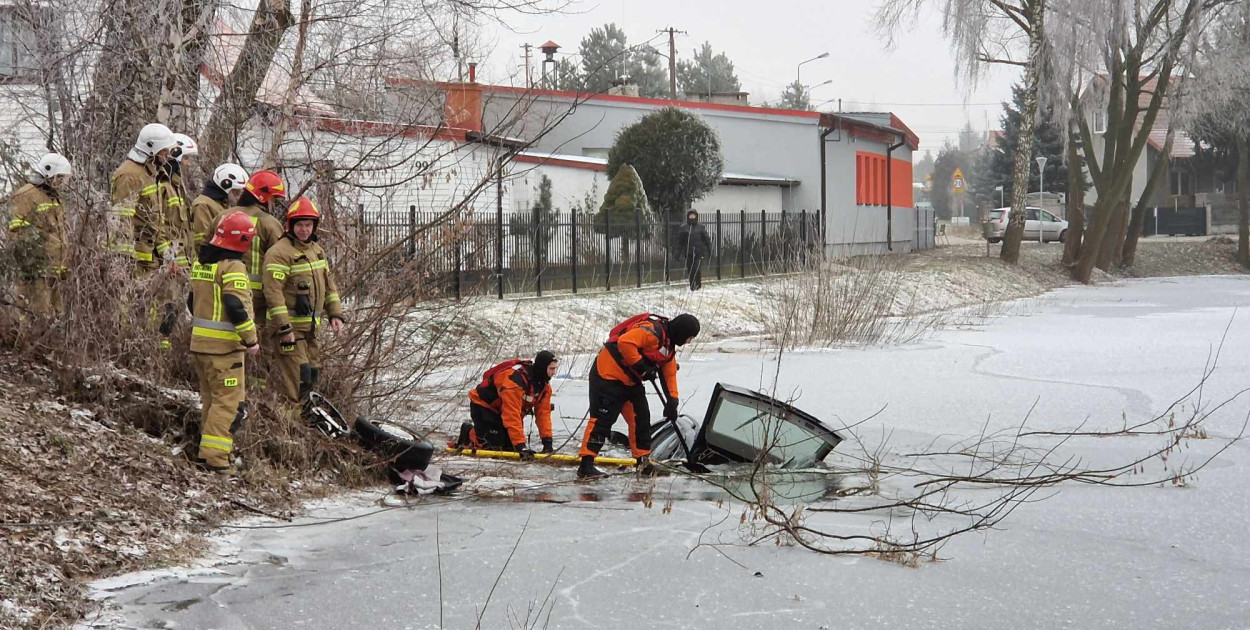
520,43,533,88
657,26,686,99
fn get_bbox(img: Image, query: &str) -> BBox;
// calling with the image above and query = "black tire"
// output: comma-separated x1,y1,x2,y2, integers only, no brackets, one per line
1058,230,1067,244
988,237,1002,244
355,416,433,471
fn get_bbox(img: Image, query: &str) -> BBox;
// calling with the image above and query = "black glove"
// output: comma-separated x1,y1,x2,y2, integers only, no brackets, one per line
516,445,536,461
630,359,658,381
664,397,679,422
540,438,554,454
295,293,314,317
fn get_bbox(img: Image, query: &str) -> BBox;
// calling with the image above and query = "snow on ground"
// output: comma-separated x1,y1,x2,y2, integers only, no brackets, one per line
87,276,1250,629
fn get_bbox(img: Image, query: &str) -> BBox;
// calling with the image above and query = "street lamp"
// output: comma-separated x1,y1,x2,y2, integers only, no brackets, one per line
1035,156,1048,244
805,79,833,92
797,52,829,85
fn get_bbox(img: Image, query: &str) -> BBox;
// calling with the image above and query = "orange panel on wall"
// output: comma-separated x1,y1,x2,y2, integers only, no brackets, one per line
890,158,913,209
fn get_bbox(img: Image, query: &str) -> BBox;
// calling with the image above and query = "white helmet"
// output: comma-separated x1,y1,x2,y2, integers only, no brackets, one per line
127,123,177,162
34,153,71,179
212,163,249,192
172,133,198,159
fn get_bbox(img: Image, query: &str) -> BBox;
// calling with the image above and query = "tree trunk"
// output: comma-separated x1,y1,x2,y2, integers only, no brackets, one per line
1000,0,1045,265
201,0,293,168
265,0,313,167
1097,197,1128,271
1062,120,1084,266
1122,130,1174,267
159,0,216,133
76,0,164,182
1238,136,1250,268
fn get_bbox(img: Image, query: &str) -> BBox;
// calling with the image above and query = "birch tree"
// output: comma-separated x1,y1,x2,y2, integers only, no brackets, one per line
876,0,1048,265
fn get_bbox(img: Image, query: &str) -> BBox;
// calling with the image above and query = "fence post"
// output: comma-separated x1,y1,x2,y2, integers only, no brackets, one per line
454,231,462,301
634,206,643,288
496,180,504,300
663,211,670,284
715,209,723,280
800,209,807,268
739,209,746,278
571,211,578,294
535,211,543,298
780,209,788,272
605,207,611,292
761,209,768,275
407,205,416,261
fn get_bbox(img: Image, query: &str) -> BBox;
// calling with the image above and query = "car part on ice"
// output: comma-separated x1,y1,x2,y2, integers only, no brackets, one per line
445,446,637,467
647,378,712,473
355,416,434,473
304,392,349,438
648,383,844,469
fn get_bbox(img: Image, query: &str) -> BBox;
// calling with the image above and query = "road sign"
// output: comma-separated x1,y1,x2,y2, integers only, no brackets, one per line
952,167,966,195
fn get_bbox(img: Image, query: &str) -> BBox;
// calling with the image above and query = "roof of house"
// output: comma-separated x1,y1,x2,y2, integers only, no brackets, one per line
513,150,801,186
1086,74,1195,159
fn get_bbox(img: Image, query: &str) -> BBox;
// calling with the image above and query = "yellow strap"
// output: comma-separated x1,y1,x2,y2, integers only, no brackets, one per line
326,293,340,304
133,250,154,262
235,320,256,333
8,218,30,230
221,272,249,282
140,184,159,196
249,281,263,290
156,241,171,254
200,434,234,452
35,202,59,212
310,260,328,270
266,263,291,273
267,306,289,318
115,206,136,218
168,197,184,207
192,326,242,341
289,263,312,273
289,316,313,324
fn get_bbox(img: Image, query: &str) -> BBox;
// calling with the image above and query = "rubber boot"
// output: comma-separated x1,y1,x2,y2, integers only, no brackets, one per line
455,422,473,448
577,455,607,480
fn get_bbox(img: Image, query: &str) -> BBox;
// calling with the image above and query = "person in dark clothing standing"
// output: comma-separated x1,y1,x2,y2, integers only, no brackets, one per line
678,210,712,291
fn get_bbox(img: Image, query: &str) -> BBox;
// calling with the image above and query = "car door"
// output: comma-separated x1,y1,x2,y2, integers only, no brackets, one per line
1025,208,1040,239
1040,211,1061,241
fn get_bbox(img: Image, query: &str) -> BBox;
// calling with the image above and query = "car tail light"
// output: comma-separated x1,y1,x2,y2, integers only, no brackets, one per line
999,213,1008,223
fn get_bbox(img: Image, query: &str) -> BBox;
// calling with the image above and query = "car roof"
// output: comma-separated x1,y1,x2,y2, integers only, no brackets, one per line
993,206,1043,212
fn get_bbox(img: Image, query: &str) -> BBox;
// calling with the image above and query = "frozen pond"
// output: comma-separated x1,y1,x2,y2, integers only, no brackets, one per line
86,276,1250,629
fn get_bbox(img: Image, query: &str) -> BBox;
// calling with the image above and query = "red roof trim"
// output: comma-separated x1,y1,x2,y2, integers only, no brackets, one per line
889,113,921,151
389,78,824,120
513,154,605,171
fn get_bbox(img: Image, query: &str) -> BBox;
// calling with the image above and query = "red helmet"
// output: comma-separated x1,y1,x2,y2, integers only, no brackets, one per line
285,196,321,232
244,170,286,204
210,211,258,253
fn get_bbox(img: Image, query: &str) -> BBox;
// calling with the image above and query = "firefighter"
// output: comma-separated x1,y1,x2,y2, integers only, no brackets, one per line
7,153,71,318
261,197,345,419
211,170,286,325
459,351,559,457
577,313,700,479
111,123,176,273
163,133,199,270
188,211,260,473
190,163,248,260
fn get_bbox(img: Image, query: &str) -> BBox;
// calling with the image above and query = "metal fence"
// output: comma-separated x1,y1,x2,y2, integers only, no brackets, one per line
353,205,823,298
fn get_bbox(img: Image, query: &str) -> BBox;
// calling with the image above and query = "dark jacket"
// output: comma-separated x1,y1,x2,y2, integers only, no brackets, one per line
679,216,712,258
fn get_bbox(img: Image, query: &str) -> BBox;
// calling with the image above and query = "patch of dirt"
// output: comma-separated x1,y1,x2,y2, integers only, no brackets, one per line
0,354,380,629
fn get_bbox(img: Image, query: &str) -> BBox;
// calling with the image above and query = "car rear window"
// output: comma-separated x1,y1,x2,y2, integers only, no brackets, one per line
989,210,1004,220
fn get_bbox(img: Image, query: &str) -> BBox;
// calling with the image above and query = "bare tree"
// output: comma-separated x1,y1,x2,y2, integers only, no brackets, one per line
876,0,1048,265
1177,2,1250,268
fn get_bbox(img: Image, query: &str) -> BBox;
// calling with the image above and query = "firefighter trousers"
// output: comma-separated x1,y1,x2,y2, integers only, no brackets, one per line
579,366,651,458
275,331,320,415
193,351,247,469
469,404,514,450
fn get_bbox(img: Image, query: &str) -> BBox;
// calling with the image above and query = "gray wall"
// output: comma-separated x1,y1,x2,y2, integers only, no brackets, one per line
480,91,919,256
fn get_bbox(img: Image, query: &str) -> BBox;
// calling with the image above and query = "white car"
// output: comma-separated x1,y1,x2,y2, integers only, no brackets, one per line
985,206,1069,243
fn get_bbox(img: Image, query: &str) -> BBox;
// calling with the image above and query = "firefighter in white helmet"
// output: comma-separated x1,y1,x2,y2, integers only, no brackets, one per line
111,123,176,273
7,153,72,317
191,163,249,260
163,132,199,270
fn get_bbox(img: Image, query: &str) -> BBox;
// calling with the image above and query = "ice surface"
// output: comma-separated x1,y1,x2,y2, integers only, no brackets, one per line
86,277,1250,629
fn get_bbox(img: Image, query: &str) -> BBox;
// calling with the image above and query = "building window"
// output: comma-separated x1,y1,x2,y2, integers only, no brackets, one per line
1092,110,1106,135
856,151,888,206
1170,169,1191,196
0,6,40,82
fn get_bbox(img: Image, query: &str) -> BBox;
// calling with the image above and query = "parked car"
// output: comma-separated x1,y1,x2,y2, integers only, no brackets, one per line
643,383,845,468
984,206,1069,243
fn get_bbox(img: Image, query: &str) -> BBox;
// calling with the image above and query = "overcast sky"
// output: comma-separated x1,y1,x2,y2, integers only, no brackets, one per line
474,0,1023,158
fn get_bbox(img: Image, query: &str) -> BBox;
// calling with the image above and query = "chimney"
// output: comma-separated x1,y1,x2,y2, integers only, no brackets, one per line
468,62,477,84
444,82,484,132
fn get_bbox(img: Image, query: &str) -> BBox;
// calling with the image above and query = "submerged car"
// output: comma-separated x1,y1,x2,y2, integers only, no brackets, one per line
644,383,845,469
